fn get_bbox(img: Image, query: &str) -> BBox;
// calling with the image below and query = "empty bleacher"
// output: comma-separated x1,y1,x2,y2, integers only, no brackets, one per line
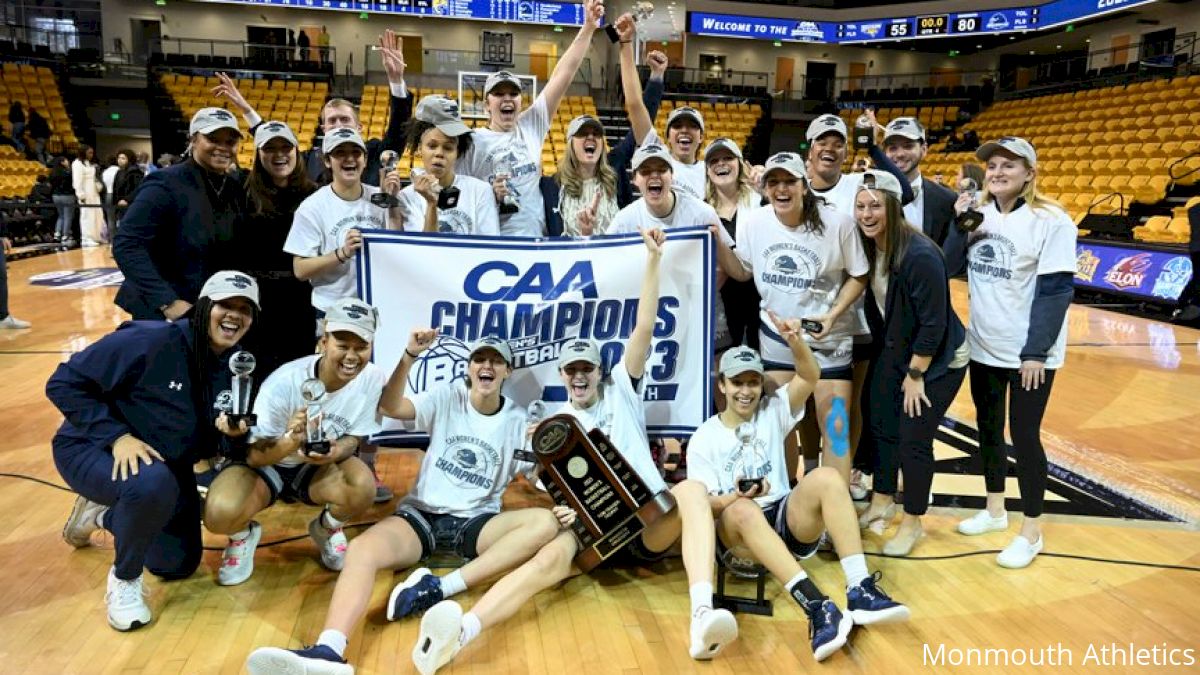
0,62,72,199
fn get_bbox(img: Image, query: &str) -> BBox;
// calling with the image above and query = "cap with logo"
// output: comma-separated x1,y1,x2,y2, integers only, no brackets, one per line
761,152,807,184
704,138,744,162
805,114,848,142
322,127,367,155
415,95,472,137
558,339,602,369
667,106,705,133
719,346,764,378
468,335,514,365
566,115,605,138
484,71,524,95
254,120,298,149
199,270,260,309
631,143,674,171
190,107,242,137
976,136,1037,168
857,169,903,201
323,297,379,341
883,117,925,143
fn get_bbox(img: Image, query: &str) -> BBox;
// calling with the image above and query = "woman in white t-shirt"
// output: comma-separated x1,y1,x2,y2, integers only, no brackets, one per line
395,95,498,235
246,331,561,675
715,152,869,484
285,128,400,320
944,137,1075,570
409,230,739,675
688,325,909,662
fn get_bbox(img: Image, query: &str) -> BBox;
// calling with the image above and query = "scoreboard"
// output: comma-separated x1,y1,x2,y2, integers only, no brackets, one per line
193,0,588,26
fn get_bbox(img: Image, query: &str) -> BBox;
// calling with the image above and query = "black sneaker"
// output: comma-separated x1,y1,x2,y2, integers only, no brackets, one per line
803,598,852,662
245,644,351,675
387,567,444,621
847,571,910,625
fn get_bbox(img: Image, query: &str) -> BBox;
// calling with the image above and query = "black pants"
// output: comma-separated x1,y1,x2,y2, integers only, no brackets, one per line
869,365,966,516
1177,251,1200,310
969,360,1057,518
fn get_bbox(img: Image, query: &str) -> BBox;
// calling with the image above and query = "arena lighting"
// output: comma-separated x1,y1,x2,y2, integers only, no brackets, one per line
773,40,782,46
155,0,165,5
553,25,563,32
109,113,121,120
358,11,368,19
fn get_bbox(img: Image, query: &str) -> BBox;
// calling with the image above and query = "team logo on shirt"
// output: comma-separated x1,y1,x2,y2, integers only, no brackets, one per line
214,389,233,412
438,209,473,234
1103,253,1153,290
723,440,772,491
967,234,1016,283
759,243,822,294
407,335,471,392
1151,256,1192,300
436,435,501,489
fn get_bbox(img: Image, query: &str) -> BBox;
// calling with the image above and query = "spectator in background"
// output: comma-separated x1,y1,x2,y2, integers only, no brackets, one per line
298,29,310,63
962,129,980,151
8,101,25,152
1,216,32,329
102,155,120,243
318,26,331,65
49,156,77,246
111,149,143,228
113,108,246,320
945,132,964,153
27,107,50,163
287,29,297,63
137,151,154,174
73,144,107,247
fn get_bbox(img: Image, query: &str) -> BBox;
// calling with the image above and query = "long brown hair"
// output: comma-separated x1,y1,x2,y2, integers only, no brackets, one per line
557,136,617,201
246,140,316,215
856,189,931,278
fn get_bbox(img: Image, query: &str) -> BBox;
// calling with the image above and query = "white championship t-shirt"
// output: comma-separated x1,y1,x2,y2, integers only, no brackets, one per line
397,174,500,235
735,203,869,370
551,361,666,495
284,183,388,311
249,354,387,468
687,384,802,507
965,201,1077,369
809,171,864,216
399,382,530,518
458,97,551,237
639,129,706,200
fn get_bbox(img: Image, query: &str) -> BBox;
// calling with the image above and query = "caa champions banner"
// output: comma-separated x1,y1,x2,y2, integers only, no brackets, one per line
358,227,715,443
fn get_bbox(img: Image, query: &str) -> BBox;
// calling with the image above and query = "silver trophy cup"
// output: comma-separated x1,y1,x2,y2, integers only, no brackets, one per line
227,351,257,427
735,422,764,493
300,378,331,455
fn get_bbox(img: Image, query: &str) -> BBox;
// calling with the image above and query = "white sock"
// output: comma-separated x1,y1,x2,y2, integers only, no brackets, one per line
322,509,345,530
440,570,467,598
317,629,348,658
689,582,713,617
841,554,870,588
459,611,482,647
228,527,251,542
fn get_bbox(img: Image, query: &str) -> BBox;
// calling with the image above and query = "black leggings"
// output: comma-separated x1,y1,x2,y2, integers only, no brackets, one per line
968,360,1057,518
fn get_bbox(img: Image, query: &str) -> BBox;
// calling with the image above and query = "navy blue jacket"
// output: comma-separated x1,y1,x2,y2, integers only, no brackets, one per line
46,319,235,463
113,160,246,319
919,178,958,247
864,234,965,383
543,78,665,236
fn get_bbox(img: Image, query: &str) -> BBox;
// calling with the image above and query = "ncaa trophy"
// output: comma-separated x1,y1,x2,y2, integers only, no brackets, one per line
955,177,985,232
227,351,257,428
735,423,764,493
494,159,519,215
300,378,331,455
531,415,675,572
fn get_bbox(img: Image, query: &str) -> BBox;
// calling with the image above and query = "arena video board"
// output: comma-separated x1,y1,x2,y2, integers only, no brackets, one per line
1074,241,1192,302
689,0,1158,45
195,0,587,26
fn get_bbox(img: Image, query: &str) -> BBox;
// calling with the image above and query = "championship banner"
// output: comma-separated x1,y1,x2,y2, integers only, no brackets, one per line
358,227,715,444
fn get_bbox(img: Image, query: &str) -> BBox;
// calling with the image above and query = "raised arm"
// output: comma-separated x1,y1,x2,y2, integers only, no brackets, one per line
212,72,262,132
625,228,665,380
536,0,603,117
617,15,654,146
766,311,820,414
378,29,411,152
379,328,439,419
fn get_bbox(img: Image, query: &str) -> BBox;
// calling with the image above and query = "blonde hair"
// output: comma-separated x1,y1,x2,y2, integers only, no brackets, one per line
322,98,360,126
705,157,756,209
557,138,617,202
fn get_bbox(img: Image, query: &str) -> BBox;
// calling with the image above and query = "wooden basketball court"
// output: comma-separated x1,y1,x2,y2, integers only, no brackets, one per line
1,247,1197,674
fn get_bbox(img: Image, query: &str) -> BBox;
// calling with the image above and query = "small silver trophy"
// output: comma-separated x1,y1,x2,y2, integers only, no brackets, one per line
300,378,331,455
735,422,764,493
527,400,547,426
227,351,257,427
370,149,401,208
853,112,875,150
494,159,519,215
956,177,985,232
801,276,840,336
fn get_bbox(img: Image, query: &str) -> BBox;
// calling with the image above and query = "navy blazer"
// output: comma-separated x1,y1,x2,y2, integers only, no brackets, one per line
863,234,965,383
113,161,246,319
920,178,957,247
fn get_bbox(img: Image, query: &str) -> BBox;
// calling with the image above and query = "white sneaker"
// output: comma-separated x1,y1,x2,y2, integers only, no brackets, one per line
848,470,869,501
218,521,263,586
106,568,151,631
0,315,31,329
413,600,463,675
63,495,106,548
689,607,738,660
997,534,1044,569
309,512,348,571
956,510,1009,536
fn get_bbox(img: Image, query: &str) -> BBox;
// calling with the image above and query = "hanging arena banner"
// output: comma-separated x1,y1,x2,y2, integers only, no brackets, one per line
358,227,715,443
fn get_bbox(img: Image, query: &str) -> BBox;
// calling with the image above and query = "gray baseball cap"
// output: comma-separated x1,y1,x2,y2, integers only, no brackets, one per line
254,120,298,149
324,297,378,341
704,138,743,162
558,339,602,369
806,114,847,142
761,151,807,184
190,107,241,137
322,127,367,155
484,71,523,95
468,335,514,365
883,117,925,143
719,345,764,378
857,169,904,201
199,271,259,309
667,106,705,133
631,143,674,171
566,115,605,138
976,136,1037,168
415,95,472,137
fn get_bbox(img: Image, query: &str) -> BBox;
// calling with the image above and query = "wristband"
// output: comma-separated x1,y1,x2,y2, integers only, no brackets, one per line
405,348,420,359
334,248,346,263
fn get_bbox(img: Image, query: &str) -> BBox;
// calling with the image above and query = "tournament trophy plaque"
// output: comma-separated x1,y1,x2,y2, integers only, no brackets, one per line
531,414,675,572
300,378,331,455
227,351,257,427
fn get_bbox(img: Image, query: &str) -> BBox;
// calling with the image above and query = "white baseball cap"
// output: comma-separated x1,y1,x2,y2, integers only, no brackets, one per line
704,138,743,162
199,271,259,309
976,136,1037,168
558,339,602,369
189,107,241,137
566,115,605,138
322,127,367,155
667,106,705,133
806,114,847,142
631,143,674,171
761,151,807,184
324,297,378,341
254,120,298,149
484,71,523,95
857,169,904,201
415,95,472,137
883,117,925,143
719,346,764,378
468,335,514,365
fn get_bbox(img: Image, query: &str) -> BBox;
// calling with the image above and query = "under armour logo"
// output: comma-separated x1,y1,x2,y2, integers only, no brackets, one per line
169,381,183,391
